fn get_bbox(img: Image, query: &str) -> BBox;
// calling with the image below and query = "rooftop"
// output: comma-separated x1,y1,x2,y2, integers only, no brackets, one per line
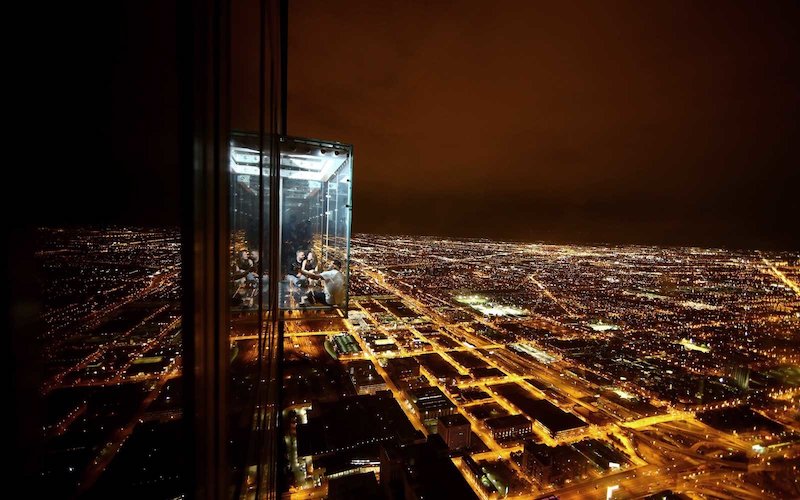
485,414,531,430
407,386,456,413
439,413,470,428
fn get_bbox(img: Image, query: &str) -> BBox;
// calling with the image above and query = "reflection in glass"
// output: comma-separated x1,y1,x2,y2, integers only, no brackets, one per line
227,133,352,495
230,134,271,312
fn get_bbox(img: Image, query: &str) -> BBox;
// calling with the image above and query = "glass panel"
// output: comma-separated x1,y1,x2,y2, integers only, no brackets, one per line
228,131,275,497
230,133,270,312
279,136,353,311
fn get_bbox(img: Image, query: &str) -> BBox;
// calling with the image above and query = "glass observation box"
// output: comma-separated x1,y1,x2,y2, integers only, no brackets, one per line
229,134,353,315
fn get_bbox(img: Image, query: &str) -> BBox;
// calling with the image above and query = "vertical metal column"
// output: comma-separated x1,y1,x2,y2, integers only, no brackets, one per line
254,0,287,498
184,0,286,497
182,0,231,498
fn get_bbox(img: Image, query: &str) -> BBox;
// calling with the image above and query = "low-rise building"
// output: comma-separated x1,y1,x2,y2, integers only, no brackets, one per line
438,413,471,450
484,414,532,441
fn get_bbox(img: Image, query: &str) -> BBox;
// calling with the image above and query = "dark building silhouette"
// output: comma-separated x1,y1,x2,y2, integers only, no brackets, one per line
521,441,591,486
347,360,388,395
297,392,421,460
521,441,553,486
407,386,457,422
438,413,472,451
379,435,477,500
327,472,382,499
385,356,421,380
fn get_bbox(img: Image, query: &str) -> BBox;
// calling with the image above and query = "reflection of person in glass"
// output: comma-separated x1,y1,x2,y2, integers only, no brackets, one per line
232,249,259,307
287,250,306,286
233,250,253,279
299,259,345,307
246,250,260,283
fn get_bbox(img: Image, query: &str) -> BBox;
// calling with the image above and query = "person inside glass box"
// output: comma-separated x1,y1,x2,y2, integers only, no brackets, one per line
298,259,345,308
301,251,319,286
287,250,306,286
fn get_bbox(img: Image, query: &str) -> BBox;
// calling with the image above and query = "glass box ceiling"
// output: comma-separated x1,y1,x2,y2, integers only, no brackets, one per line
230,136,351,183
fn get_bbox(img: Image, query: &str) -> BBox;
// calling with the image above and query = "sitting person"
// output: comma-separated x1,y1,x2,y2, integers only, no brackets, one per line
232,250,253,281
298,259,346,308
246,249,261,283
287,250,306,286
302,250,320,286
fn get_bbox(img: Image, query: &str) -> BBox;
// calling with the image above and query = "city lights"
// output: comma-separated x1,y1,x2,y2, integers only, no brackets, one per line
36,229,799,498
280,233,800,498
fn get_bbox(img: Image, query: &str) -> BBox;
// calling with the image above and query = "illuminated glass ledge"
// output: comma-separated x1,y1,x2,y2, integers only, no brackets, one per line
229,134,353,318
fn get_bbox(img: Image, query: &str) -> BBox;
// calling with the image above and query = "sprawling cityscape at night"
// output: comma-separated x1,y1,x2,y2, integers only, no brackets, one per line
14,2,799,497
38,228,798,498
281,233,799,499
36,228,184,497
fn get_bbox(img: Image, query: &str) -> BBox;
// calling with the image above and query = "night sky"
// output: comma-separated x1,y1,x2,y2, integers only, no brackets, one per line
289,0,799,249
30,0,799,249
27,0,180,230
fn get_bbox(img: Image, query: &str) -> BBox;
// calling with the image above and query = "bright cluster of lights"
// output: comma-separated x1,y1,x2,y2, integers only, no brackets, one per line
230,145,350,183
454,294,527,317
587,320,619,332
679,338,712,353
